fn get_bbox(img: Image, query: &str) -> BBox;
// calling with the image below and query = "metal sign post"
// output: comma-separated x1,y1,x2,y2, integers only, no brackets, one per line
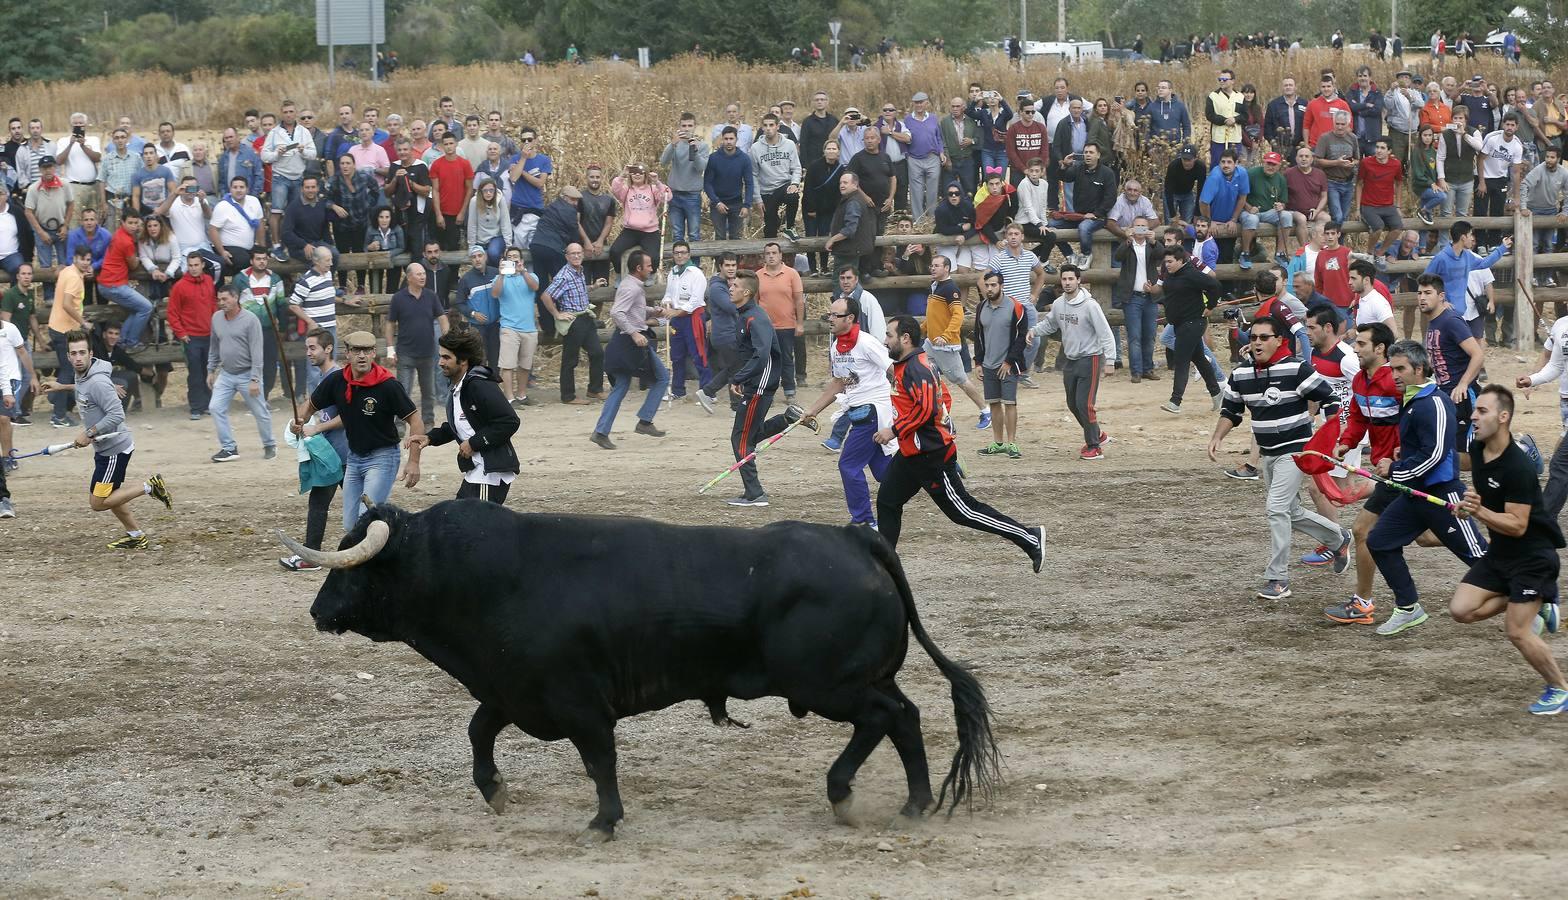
829,20,841,71
316,0,384,82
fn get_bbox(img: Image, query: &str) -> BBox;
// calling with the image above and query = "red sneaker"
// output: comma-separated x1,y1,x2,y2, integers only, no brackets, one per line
1079,446,1105,461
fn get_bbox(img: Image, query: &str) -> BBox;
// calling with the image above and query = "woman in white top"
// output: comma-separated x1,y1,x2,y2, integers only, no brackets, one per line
466,177,513,268
137,214,183,301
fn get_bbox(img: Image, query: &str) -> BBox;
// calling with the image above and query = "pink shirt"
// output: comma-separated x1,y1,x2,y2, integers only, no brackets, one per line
610,175,671,233
349,142,391,185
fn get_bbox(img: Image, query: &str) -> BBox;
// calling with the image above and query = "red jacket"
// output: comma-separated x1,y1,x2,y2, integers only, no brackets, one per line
890,351,955,459
1337,364,1401,466
98,228,139,287
167,271,217,339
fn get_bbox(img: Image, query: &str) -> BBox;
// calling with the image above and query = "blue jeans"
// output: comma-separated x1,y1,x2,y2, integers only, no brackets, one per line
670,191,703,244
711,202,744,240
595,350,669,434
1325,180,1353,225
100,283,153,345
32,230,63,268
48,329,74,418
1161,323,1221,374
342,444,401,531
271,176,302,213
396,355,437,430
0,251,22,276
839,408,892,525
1123,293,1158,375
1051,217,1105,255
1420,187,1447,213
482,236,505,268
1165,191,1196,223
980,148,1008,176
208,369,275,452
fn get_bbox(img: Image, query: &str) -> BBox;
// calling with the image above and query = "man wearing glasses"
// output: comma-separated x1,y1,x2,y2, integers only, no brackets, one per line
1207,313,1350,602
1204,69,1244,167
507,127,551,245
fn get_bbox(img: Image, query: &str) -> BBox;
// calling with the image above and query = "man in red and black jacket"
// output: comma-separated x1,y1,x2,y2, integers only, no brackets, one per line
873,314,1044,571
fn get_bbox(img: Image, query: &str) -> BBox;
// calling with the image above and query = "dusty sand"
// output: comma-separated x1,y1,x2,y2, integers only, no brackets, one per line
3,342,1567,898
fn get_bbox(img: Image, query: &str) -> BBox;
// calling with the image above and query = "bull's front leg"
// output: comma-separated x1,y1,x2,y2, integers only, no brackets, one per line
569,726,624,841
468,703,510,814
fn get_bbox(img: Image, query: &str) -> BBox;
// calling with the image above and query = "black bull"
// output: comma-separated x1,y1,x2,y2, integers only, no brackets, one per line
280,499,1002,839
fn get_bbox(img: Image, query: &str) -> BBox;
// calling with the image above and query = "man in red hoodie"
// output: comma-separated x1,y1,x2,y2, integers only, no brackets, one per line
1003,103,1048,187
1303,74,1352,149
96,210,154,351
168,250,217,420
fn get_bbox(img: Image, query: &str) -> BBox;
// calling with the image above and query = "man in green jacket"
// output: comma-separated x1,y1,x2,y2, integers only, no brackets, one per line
1241,151,1301,268
939,97,981,197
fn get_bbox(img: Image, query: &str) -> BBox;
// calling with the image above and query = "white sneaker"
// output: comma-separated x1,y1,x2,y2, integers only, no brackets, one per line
1376,604,1429,636
0,498,14,518
694,391,716,414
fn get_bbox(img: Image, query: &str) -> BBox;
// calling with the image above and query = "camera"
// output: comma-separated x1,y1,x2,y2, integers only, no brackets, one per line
847,112,861,121
184,184,199,194
72,125,85,138
1222,307,1242,322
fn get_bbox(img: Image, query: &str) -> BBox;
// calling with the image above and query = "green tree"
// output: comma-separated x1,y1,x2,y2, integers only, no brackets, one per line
1,0,94,82
1516,1,1568,66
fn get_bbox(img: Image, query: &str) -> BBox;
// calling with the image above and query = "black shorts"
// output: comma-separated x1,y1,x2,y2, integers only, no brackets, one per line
1364,480,1398,516
90,450,133,499
1461,552,1561,603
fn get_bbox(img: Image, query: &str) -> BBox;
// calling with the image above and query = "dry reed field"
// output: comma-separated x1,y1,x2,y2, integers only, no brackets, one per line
0,50,1541,191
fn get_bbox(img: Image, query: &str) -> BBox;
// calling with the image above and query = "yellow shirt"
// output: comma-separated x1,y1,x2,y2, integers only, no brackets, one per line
49,264,86,333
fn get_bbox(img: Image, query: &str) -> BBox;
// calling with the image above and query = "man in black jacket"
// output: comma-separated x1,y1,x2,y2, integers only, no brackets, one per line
1155,247,1225,414
724,272,806,508
1263,78,1308,152
1112,220,1166,383
1050,143,1118,267
420,329,520,504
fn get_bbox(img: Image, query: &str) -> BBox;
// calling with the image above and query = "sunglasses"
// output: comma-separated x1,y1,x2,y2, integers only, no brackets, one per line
947,191,961,196
300,115,315,120
829,311,854,319
1218,76,1232,82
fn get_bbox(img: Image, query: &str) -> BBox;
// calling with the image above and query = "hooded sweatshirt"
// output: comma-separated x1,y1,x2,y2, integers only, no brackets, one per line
1032,289,1115,360
749,135,801,193
75,358,134,457
704,273,741,348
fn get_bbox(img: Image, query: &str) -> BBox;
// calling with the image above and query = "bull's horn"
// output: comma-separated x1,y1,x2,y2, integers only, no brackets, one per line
274,520,391,569
361,494,376,510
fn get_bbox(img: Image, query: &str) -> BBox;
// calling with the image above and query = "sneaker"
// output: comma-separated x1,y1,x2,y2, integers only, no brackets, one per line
590,431,617,450
0,498,14,518
634,420,667,437
510,397,527,409
1257,580,1292,600
978,441,1007,455
1019,375,1039,389
1537,601,1561,636
1273,252,1292,269
1238,255,1253,270
107,534,149,550
1160,400,1181,414
1417,206,1435,226
51,415,71,428
1211,393,1223,411
1142,370,1161,381
1324,595,1376,625
1329,528,1353,574
976,410,992,430
1376,604,1429,636
1006,443,1022,459
279,554,321,572
1225,464,1260,480
1080,446,1104,461
1529,685,1568,716
189,412,203,421
263,445,277,460
821,436,842,452
1130,373,1141,384
11,415,30,426
1302,545,1334,566
727,494,769,507
1373,255,1389,272
270,244,288,263
1545,276,1560,288
211,448,240,463
781,227,799,241
146,473,172,510
1029,525,1046,573
694,391,716,414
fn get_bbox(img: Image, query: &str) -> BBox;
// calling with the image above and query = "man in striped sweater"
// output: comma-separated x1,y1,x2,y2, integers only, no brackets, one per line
1208,313,1352,601
288,245,363,393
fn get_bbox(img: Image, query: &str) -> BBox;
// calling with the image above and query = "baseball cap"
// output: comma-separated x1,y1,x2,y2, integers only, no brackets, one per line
343,331,377,350
1016,89,1034,100
468,245,487,258
1263,152,1283,165
38,155,56,166
1177,146,1196,160
911,91,930,102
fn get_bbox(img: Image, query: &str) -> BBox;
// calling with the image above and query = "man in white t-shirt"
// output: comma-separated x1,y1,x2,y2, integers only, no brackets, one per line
1348,258,1393,328
168,176,212,254
797,293,896,528
1465,266,1495,352
208,175,266,274
1518,314,1568,517
54,112,102,228
0,316,35,470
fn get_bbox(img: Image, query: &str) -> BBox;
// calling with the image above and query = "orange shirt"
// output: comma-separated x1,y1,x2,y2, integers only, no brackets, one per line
49,264,86,332
1419,100,1452,133
755,265,803,329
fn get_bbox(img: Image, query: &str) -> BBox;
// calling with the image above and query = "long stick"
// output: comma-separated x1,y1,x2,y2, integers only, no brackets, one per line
1299,449,1458,512
9,431,127,460
262,297,301,428
697,419,803,494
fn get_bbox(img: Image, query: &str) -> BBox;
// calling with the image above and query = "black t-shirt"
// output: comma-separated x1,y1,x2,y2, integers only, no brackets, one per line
1469,438,1566,560
311,368,417,456
384,160,432,225
848,151,895,206
389,287,445,358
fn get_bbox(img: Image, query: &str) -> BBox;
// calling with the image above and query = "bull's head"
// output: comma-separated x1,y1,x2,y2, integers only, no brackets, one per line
276,503,398,639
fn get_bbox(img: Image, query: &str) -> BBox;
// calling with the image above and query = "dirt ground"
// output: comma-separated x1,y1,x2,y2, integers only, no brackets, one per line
3,342,1567,899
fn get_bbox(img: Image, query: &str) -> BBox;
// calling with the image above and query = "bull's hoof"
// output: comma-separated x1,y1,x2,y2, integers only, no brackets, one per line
482,774,508,815
576,824,615,844
831,796,857,826
899,797,933,819
720,715,751,729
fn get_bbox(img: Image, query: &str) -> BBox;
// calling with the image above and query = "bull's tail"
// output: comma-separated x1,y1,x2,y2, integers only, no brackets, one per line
860,528,1003,817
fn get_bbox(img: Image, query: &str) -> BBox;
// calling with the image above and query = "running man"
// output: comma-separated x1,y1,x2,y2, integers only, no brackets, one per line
922,254,991,430
1417,273,1484,453
1365,339,1488,636
1209,313,1350,601
279,328,348,572
724,272,807,508
1449,385,1566,715
798,294,895,527
36,330,172,548
1029,264,1114,460
874,314,1045,570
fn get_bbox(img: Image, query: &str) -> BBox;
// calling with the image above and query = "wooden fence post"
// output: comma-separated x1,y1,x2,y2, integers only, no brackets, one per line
1516,208,1537,352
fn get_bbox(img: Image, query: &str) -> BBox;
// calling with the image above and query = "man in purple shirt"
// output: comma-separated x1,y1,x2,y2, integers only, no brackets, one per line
903,92,944,222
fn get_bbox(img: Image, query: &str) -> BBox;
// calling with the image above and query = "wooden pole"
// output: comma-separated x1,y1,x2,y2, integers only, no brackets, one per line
1516,208,1538,352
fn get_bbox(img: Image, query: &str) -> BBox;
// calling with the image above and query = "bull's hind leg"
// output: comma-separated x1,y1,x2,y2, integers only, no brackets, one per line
468,703,510,814
568,725,624,841
816,689,899,825
880,680,935,817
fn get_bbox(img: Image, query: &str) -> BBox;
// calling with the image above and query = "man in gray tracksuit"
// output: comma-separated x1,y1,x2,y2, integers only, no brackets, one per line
35,330,172,547
1030,263,1115,460
749,114,802,238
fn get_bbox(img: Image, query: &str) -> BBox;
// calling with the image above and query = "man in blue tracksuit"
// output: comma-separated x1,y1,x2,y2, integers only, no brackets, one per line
1366,339,1488,637
703,127,757,241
